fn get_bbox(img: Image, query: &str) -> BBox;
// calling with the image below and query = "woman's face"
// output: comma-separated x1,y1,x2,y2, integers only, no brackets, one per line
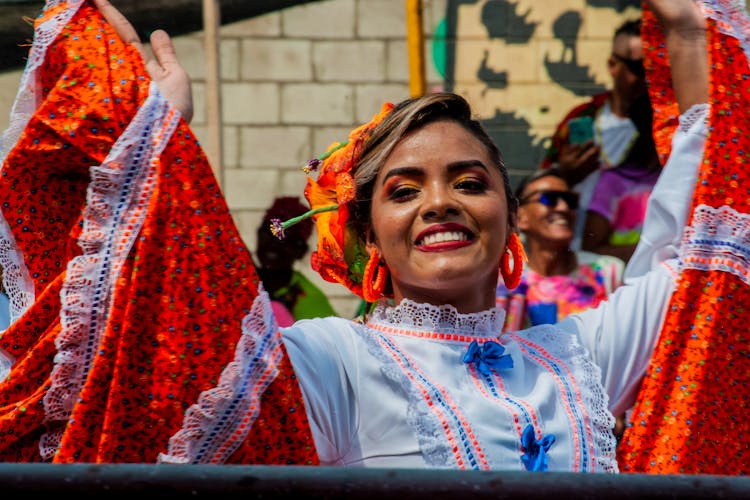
367,119,510,313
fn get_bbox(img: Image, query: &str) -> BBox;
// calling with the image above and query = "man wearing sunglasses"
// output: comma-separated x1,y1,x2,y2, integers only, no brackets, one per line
496,168,624,332
539,18,658,260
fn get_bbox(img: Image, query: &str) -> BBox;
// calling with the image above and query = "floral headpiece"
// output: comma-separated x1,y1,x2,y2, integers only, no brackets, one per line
270,102,395,299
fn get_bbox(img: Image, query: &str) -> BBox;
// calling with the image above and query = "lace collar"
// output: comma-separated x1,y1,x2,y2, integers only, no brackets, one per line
366,298,506,338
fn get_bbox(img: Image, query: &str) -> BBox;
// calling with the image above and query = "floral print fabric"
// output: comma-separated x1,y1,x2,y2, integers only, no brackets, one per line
0,1,317,465
617,1,750,474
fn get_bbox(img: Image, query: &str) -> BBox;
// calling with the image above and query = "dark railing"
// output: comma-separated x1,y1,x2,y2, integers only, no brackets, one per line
0,464,748,499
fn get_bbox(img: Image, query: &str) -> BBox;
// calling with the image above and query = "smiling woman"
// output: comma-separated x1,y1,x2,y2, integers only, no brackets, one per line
0,0,746,475
366,118,509,313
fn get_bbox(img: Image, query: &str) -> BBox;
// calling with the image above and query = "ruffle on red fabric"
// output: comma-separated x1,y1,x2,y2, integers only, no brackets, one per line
617,0,750,474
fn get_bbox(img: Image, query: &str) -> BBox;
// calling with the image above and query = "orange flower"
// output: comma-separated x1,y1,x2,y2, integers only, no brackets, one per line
298,102,395,298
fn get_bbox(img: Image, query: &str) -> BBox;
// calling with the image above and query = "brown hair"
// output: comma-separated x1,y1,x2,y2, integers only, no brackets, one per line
513,167,570,200
350,92,516,238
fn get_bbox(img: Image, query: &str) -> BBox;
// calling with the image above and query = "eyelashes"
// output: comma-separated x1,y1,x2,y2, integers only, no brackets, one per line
388,184,419,201
454,177,488,192
385,177,489,202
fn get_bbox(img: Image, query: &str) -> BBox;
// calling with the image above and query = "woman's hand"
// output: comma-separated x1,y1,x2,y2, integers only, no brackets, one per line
644,0,707,112
92,0,194,123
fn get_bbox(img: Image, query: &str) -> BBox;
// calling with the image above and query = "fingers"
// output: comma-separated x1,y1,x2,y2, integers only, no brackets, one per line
561,142,597,160
579,143,600,162
149,30,179,73
92,0,194,122
92,0,148,61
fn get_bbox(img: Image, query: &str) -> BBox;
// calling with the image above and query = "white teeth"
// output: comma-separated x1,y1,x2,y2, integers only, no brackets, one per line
420,231,467,246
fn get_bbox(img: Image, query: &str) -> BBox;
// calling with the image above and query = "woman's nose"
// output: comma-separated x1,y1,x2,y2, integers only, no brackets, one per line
421,184,459,219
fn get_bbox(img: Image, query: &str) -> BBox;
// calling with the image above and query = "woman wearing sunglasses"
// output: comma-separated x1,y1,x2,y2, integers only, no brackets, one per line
496,168,624,332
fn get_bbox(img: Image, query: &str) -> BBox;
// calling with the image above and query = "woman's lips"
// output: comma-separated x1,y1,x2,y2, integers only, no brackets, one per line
415,224,474,251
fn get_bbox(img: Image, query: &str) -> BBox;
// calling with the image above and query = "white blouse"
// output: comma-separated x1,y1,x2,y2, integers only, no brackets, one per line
280,105,708,471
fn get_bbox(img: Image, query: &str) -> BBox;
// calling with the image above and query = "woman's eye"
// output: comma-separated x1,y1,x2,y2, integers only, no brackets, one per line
390,185,419,200
455,178,487,192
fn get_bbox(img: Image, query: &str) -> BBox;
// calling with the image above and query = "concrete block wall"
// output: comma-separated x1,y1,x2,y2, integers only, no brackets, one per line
0,0,641,318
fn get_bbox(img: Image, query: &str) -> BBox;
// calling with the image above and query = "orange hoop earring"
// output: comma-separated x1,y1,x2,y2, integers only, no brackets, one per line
501,233,527,290
362,248,388,302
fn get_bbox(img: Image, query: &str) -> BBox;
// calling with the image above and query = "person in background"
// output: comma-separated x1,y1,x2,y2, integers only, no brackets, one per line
581,92,661,262
541,18,658,256
256,196,337,326
496,168,624,332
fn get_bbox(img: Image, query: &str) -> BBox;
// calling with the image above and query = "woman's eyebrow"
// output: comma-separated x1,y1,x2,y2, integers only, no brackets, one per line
380,160,489,185
446,160,489,173
381,166,424,184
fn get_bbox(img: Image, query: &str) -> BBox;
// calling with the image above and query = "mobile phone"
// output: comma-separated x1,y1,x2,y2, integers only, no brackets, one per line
567,116,594,145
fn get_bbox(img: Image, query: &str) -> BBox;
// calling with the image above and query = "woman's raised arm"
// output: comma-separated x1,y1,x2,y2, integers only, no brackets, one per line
645,0,709,112
92,0,194,122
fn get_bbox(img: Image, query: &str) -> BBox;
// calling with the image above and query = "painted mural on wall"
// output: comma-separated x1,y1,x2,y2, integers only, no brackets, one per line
432,0,641,182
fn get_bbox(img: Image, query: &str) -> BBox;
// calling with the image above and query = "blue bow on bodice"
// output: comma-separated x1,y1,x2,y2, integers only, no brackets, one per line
521,424,556,472
462,340,513,375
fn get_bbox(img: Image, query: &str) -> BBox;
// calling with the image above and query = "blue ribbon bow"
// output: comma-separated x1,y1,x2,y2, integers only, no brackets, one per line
462,340,513,375
520,424,556,472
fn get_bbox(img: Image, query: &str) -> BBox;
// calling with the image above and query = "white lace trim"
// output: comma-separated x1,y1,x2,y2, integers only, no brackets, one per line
353,320,457,467
512,325,618,473
363,301,506,467
0,347,13,383
362,301,617,471
368,298,505,337
0,1,87,331
701,0,750,65
159,288,283,464
680,204,750,285
39,84,180,460
0,224,33,331
679,103,710,134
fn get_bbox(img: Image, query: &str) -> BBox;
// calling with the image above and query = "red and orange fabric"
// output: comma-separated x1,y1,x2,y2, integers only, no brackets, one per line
0,0,317,465
617,0,750,474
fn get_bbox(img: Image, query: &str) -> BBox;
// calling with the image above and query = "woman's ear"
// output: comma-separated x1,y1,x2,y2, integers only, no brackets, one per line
365,228,381,260
365,237,376,254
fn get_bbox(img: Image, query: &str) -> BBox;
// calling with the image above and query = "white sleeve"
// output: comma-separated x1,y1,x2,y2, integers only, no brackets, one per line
281,318,357,465
559,260,678,416
624,104,708,281
560,105,709,417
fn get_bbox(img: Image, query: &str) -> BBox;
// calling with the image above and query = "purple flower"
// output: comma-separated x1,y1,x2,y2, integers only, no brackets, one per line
269,218,286,240
303,158,322,174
